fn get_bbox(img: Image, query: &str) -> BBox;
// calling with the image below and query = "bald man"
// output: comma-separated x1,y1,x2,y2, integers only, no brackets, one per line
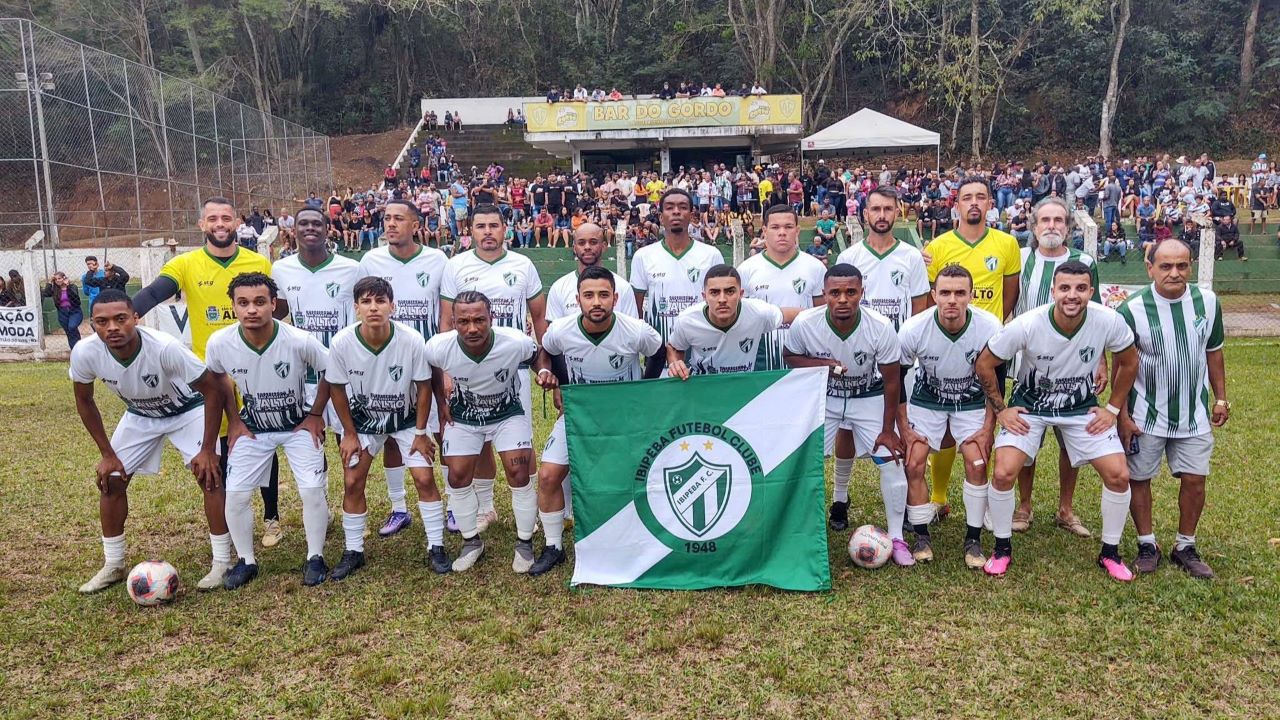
545,223,638,322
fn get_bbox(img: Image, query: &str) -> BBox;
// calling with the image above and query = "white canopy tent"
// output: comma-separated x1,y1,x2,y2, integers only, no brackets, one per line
800,108,941,169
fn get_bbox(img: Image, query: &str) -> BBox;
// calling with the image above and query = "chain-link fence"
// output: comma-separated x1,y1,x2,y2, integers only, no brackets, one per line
0,18,331,265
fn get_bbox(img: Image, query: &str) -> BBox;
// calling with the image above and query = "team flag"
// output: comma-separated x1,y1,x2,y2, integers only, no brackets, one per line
562,367,830,591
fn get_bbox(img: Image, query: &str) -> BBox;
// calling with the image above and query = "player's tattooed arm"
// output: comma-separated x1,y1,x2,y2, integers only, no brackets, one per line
975,348,1006,413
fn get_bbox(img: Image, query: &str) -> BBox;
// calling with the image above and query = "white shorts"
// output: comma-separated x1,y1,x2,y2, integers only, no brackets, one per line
358,427,434,468
226,430,326,491
907,404,986,452
824,395,892,459
1128,432,1213,480
442,415,533,457
111,408,214,476
994,412,1123,468
542,415,569,466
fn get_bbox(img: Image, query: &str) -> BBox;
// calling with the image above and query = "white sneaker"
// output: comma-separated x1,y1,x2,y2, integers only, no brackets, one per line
452,537,485,572
79,563,127,594
197,560,234,590
261,518,283,548
476,509,498,533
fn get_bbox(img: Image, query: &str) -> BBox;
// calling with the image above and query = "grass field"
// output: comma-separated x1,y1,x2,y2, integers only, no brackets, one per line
2,344,1279,719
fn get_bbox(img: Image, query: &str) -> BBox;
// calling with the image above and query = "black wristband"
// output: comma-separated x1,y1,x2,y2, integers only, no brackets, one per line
308,411,324,418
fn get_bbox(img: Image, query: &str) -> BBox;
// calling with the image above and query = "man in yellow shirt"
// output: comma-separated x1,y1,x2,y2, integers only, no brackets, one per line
924,178,1021,519
757,175,775,213
645,174,666,205
133,196,290,553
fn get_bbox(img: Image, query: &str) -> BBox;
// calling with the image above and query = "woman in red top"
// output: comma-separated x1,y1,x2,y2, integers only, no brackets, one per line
510,180,527,222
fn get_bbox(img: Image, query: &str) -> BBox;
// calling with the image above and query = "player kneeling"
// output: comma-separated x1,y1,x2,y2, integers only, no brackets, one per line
529,266,663,575
326,276,447,579
205,273,332,589
71,290,228,593
427,291,539,573
897,266,1000,567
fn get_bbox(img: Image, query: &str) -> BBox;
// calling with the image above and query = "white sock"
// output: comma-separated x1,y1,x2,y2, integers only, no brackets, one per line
962,482,988,531
451,482,479,538
418,500,445,547
474,477,496,515
298,487,328,559
102,534,125,567
224,490,257,566
1174,533,1195,551
877,460,908,540
385,465,407,513
210,533,232,564
343,511,367,553
510,482,538,541
1100,486,1131,546
561,476,573,518
540,510,565,549
906,503,933,528
833,457,854,503
1138,533,1156,546
988,486,1016,539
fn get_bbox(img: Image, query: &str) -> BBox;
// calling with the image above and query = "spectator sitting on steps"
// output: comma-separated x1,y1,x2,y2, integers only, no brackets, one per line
1214,215,1246,262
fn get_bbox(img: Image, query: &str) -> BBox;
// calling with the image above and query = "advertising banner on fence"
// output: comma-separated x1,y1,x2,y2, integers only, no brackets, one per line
0,306,39,347
524,95,803,133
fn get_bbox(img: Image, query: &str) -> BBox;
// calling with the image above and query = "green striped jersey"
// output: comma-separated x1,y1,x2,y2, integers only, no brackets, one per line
1015,248,1101,317
1116,284,1224,438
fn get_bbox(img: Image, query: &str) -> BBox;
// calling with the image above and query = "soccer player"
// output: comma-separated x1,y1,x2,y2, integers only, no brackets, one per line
132,196,288,551
439,204,547,532
1118,241,1228,578
784,264,912,566
923,179,1021,521
71,290,227,593
837,187,929,331
546,222,638,322
1011,197,1107,537
630,188,723,374
326,277,446,579
666,264,783,377
736,204,826,370
898,266,1001,567
204,273,331,589
356,199,449,538
528,266,663,574
976,260,1139,581
427,291,539,573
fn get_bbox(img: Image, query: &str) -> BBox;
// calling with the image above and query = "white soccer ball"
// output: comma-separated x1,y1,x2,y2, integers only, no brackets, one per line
848,525,893,569
126,560,179,606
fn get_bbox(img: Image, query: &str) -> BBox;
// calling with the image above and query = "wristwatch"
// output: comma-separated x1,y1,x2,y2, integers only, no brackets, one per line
1215,399,1231,410
413,427,430,436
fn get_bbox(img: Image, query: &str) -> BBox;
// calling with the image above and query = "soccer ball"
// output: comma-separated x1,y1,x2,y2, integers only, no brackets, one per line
126,561,179,606
848,525,893,569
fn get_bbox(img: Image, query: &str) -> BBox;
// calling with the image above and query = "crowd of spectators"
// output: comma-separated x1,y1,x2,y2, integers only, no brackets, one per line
545,81,769,103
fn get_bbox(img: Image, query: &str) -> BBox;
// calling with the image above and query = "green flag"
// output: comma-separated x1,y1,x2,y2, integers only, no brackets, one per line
562,367,830,591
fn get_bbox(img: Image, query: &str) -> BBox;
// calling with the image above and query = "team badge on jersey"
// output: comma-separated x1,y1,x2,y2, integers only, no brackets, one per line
502,272,517,287
142,373,159,388
853,351,868,366
389,365,403,382
890,270,904,286
792,278,807,294
687,267,699,282
416,272,430,288
608,354,626,369
965,348,980,364
664,452,733,537
738,338,753,354
273,361,291,379
494,368,511,383
325,282,340,298
985,256,998,271
1079,346,1095,364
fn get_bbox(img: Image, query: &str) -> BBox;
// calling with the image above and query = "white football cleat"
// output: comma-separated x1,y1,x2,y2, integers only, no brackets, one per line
512,540,535,574
451,537,485,572
79,563,127,594
196,560,234,590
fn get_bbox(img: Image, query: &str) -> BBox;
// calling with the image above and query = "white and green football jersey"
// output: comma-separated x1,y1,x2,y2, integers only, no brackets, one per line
668,298,783,375
542,312,661,384
1014,247,1100,316
835,240,930,330
898,306,1002,411
272,252,359,381
546,269,638,322
1117,284,1224,438
425,326,537,426
440,250,543,333
356,244,449,339
736,250,827,370
327,321,432,435
69,325,207,418
205,321,328,433
987,302,1134,417
628,240,723,342
785,306,901,400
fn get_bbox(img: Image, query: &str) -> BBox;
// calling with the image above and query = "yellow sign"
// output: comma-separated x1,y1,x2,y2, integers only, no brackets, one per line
523,95,803,133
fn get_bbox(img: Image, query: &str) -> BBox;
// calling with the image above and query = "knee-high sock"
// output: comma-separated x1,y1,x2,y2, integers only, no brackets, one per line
930,446,957,506
540,511,566,549
510,482,538,541
988,486,1016,540
877,460,908,540
962,481,989,531
833,457,854,503
342,512,367,553
384,465,407,513
561,476,573,518
451,482,479,538
474,477,495,515
225,490,257,565
418,500,445,547
298,487,328,559
1100,487,1131,546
